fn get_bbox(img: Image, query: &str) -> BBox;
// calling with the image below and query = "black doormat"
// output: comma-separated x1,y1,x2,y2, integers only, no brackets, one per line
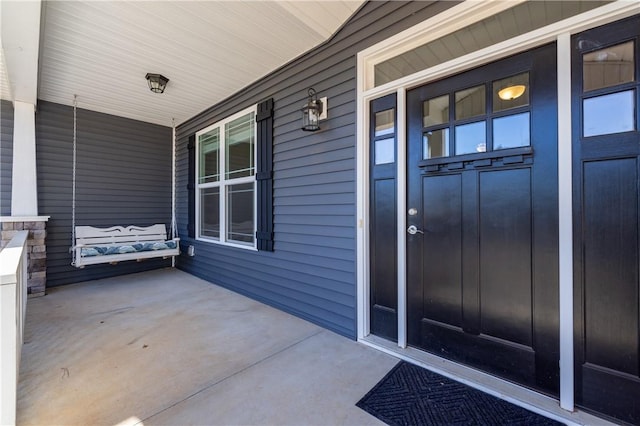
356,361,564,426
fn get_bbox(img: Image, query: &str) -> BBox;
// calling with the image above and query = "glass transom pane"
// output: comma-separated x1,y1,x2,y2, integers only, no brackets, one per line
200,187,220,239
374,1,608,87
226,112,255,180
455,121,486,155
493,73,530,112
493,113,530,150
456,85,485,120
199,128,220,184
423,95,449,127
583,41,635,92
583,90,636,137
227,183,255,244
375,109,395,137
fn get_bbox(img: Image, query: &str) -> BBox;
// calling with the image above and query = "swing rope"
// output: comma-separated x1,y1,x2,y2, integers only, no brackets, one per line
71,95,78,266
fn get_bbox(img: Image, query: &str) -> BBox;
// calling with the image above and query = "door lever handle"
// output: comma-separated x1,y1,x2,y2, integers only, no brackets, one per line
407,225,424,235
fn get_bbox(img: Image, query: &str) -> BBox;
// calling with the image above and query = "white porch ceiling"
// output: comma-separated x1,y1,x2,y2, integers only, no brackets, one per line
15,1,364,127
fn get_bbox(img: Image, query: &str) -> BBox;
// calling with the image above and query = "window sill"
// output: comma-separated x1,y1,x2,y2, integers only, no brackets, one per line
196,236,258,252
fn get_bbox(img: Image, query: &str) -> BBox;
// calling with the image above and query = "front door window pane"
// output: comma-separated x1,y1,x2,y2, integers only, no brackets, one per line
493,113,530,150
455,85,485,120
493,73,529,112
227,183,254,244
375,109,395,137
200,187,220,239
455,121,486,155
583,90,635,137
423,95,449,127
423,129,449,159
226,113,255,180
375,138,395,164
583,41,635,92
199,128,220,183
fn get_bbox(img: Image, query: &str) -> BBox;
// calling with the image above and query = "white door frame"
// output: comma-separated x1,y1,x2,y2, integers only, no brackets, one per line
355,0,639,412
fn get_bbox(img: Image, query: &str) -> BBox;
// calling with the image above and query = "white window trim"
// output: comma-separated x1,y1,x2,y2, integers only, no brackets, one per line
195,104,258,251
356,0,639,413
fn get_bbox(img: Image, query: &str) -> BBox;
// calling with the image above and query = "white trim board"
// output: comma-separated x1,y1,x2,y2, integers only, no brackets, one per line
355,0,639,416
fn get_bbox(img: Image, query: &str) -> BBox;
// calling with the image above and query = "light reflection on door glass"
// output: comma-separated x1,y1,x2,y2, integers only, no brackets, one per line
423,95,449,127
375,109,395,137
375,138,395,164
493,113,530,150
583,90,635,137
423,129,449,159
455,86,486,120
583,41,635,92
455,121,486,155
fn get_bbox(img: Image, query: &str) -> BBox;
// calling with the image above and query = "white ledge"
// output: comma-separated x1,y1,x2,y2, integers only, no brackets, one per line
0,216,50,222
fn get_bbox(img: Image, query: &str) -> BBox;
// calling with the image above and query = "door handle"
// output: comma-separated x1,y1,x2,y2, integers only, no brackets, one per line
407,225,424,235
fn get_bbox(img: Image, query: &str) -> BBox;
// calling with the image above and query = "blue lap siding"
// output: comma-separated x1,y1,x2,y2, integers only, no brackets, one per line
175,1,455,338
1,100,14,216
35,101,173,286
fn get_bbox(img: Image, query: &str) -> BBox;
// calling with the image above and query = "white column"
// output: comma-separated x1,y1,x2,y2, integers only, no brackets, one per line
11,101,38,216
557,32,574,412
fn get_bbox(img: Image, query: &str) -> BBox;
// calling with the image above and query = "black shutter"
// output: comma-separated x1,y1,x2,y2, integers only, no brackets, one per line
256,98,274,251
187,135,196,238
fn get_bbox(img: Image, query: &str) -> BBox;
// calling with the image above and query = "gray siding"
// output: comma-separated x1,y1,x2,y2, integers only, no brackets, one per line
1,100,14,216
176,1,456,338
36,100,173,286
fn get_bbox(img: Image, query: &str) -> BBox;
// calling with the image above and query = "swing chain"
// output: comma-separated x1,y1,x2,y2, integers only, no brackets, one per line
70,95,77,265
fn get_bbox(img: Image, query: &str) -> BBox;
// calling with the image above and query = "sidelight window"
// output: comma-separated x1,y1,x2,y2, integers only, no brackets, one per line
581,41,636,138
422,72,531,160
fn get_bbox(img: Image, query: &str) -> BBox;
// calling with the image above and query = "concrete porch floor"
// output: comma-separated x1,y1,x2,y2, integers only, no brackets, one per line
17,268,397,425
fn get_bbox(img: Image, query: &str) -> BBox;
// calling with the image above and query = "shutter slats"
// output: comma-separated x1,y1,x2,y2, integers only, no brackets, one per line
187,135,196,238
256,98,275,251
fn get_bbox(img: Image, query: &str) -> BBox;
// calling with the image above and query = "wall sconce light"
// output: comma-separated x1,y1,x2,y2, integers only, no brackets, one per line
301,88,326,132
498,84,526,101
145,73,170,94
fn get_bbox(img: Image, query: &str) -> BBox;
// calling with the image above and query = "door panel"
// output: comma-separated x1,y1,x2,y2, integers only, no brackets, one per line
407,43,559,395
422,174,462,326
572,15,640,424
479,168,532,347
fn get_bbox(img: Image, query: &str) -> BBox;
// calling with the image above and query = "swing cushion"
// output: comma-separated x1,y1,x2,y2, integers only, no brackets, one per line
80,241,178,257
73,225,180,267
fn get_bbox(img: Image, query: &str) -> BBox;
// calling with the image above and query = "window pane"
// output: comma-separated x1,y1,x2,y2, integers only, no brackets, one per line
493,113,530,150
493,73,529,112
200,187,220,239
227,183,254,244
423,129,449,159
423,95,449,127
226,112,255,180
375,138,395,165
583,41,635,92
455,85,485,120
199,128,220,183
455,121,486,155
375,109,395,137
583,90,635,137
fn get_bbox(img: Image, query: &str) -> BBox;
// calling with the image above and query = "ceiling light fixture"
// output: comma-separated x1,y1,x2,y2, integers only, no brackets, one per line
145,73,169,94
498,84,526,101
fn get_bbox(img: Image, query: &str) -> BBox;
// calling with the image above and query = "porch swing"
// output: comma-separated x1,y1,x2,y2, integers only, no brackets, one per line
70,96,180,268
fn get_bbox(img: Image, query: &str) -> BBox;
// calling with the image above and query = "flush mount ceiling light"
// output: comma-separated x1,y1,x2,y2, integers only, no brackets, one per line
301,88,324,132
498,84,526,101
145,73,169,94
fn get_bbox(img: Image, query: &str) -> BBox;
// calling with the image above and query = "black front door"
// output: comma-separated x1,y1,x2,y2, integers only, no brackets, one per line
572,15,640,425
406,44,559,395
